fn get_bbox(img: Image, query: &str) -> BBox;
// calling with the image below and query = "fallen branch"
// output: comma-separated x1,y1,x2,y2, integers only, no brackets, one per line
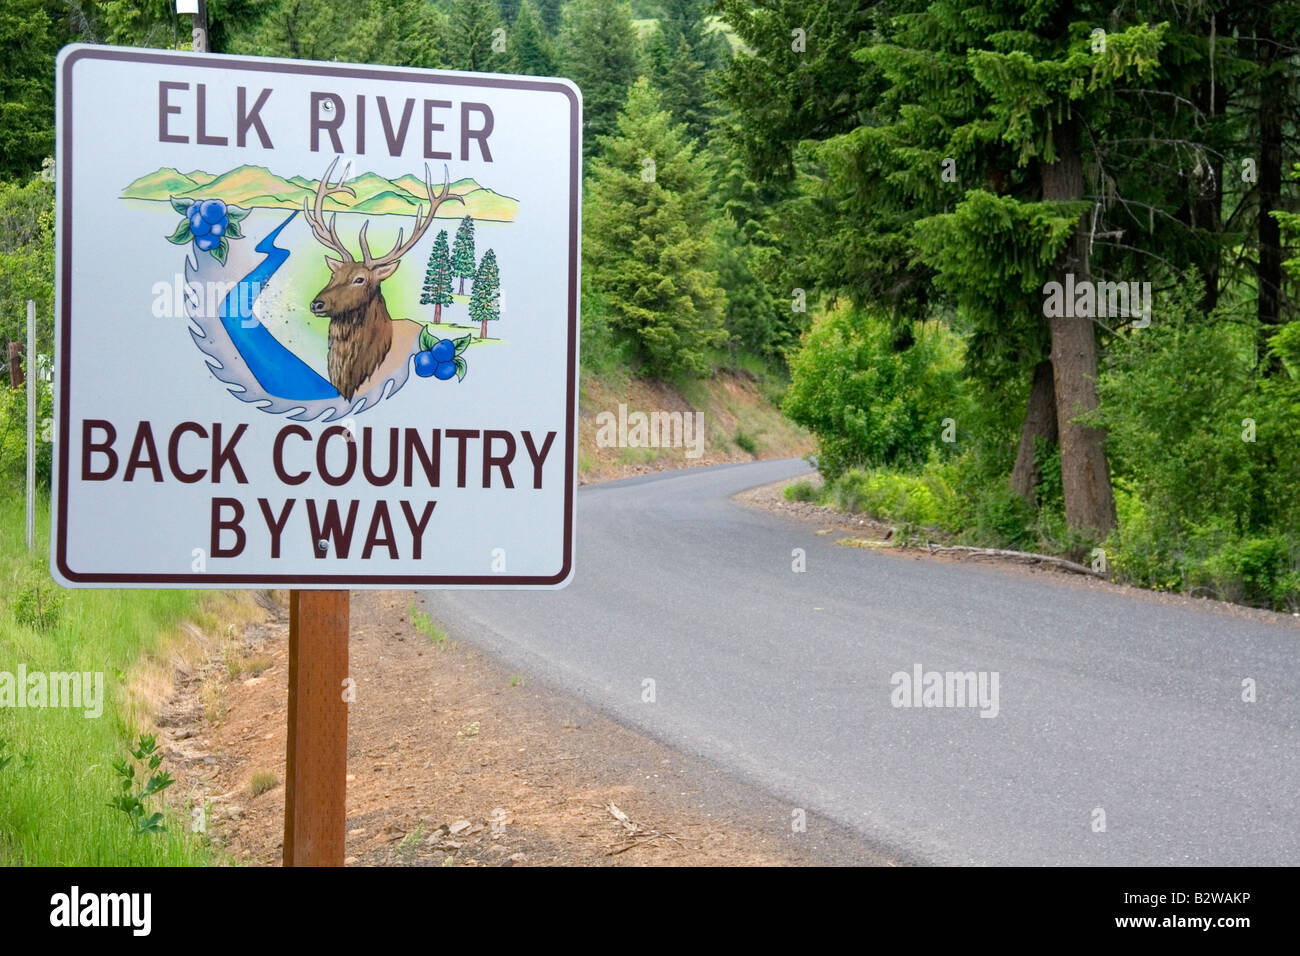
924,544,1101,576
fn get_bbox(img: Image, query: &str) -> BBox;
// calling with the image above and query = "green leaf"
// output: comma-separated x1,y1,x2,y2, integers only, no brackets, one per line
165,220,193,245
211,236,229,266
224,219,242,240
136,813,166,834
453,356,467,382
170,196,193,216
142,772,175,797
420,325,437,351
226,204,248,223
453,334,472,354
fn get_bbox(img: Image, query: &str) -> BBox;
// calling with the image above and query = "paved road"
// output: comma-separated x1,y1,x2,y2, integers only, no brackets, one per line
423,459,1299,865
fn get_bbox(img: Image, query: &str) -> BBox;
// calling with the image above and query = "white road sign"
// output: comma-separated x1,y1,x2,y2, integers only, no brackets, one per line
53,46,580,587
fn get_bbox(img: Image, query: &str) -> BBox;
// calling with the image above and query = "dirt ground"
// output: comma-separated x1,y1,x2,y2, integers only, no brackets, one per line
158,587,887,867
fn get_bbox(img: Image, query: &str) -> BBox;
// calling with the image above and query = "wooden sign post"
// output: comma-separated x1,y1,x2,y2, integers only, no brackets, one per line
283,590,349,866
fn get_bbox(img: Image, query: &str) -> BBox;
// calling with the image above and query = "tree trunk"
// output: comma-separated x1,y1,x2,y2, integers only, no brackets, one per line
433,302,442,324
1009,358,1058,502
1192,20,1224,313
459,277,466,295
1256,15,1284,370
1042,117,1116,537
480,318,488,339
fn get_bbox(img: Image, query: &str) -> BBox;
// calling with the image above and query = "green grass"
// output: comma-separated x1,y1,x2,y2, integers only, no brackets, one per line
0,492,216,865
249,770,278,798
408,601,446,645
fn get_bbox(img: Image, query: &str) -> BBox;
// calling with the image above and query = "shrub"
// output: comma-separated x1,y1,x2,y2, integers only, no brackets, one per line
783,309,964,480
830,468,952,528
10,577,63,632
784,479,817,502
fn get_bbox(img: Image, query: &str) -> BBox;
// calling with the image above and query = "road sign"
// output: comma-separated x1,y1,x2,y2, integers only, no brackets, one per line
53,45,580,588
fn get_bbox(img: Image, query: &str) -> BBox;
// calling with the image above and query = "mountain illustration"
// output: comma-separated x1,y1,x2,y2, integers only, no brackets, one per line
122,164,519,221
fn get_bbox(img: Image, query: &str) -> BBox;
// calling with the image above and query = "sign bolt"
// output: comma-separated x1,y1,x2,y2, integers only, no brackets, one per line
317,539,328,553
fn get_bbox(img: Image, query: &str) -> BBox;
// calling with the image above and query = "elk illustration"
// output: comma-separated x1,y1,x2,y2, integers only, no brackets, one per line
304,158,464,400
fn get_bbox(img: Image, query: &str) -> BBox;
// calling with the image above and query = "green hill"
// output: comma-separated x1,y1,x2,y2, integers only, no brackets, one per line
122,164,519,220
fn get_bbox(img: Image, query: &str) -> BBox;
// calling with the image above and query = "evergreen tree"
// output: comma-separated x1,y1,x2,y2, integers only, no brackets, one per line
537,0,563,35
451,216,477,294
718,1,1180,537
556,0,638,157
0,0,60,177
469,249,501,339
446,0,504,72
420,230,455,324
645,0,727,143
511,0,555,76
584,78,727,376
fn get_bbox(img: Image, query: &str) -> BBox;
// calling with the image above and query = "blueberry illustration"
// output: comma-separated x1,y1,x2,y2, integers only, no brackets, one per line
209,220,225,237
414,350,438,378
191,216,212,238
195,234,219,251
431,339,456,362
199,199,227,224
434,360,457,380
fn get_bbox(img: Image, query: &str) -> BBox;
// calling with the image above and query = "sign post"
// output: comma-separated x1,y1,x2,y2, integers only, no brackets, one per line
27,300,36,552
54,45,581,865
283,589,349,866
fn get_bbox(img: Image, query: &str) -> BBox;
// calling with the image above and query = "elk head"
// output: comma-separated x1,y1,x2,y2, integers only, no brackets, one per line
303,158,463,398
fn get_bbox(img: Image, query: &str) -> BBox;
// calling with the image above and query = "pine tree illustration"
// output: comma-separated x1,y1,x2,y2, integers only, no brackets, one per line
469,248,500,339
420,229,454,323
451,215,477,295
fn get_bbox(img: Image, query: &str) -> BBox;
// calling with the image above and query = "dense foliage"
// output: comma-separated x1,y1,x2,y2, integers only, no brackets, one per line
1,0,1297,609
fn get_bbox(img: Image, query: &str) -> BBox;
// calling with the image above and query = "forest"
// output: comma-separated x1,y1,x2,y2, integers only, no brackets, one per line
2,0,1299,610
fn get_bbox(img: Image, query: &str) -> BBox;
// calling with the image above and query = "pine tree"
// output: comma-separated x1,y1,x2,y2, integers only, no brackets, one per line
537,0,563,35
510,0,555,76
469,249,501,339
645,0,726,143
717,0,1183,538
446,0,504,72
556,0,638,156
451,216,477,295
420,230,454,324
583,78,727,376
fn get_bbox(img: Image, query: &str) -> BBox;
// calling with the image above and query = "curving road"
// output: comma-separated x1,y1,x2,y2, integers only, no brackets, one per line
421,458,1300,865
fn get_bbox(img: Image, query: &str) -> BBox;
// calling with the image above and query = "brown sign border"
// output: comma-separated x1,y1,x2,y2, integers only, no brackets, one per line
54,45,579,587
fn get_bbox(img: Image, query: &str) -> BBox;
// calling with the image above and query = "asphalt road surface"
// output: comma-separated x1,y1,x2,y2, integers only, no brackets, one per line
423,459,1299,865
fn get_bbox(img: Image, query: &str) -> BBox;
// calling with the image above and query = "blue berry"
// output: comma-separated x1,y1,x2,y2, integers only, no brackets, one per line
431,339,455,362
191,216,212,238
195,234,219,251
199,199,227,224
209,220,225,237
434,361,457,380
414,350,438,378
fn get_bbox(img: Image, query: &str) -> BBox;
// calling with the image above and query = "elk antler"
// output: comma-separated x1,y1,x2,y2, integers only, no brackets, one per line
303,157,357,264
359,164,464,268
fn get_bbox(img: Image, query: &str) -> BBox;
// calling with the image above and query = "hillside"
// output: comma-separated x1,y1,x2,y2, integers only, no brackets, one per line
577,367,813,484
122,164,520,221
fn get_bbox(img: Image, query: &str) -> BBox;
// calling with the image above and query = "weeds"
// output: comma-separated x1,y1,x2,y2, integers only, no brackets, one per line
108,734,174,835
408,602,446,645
